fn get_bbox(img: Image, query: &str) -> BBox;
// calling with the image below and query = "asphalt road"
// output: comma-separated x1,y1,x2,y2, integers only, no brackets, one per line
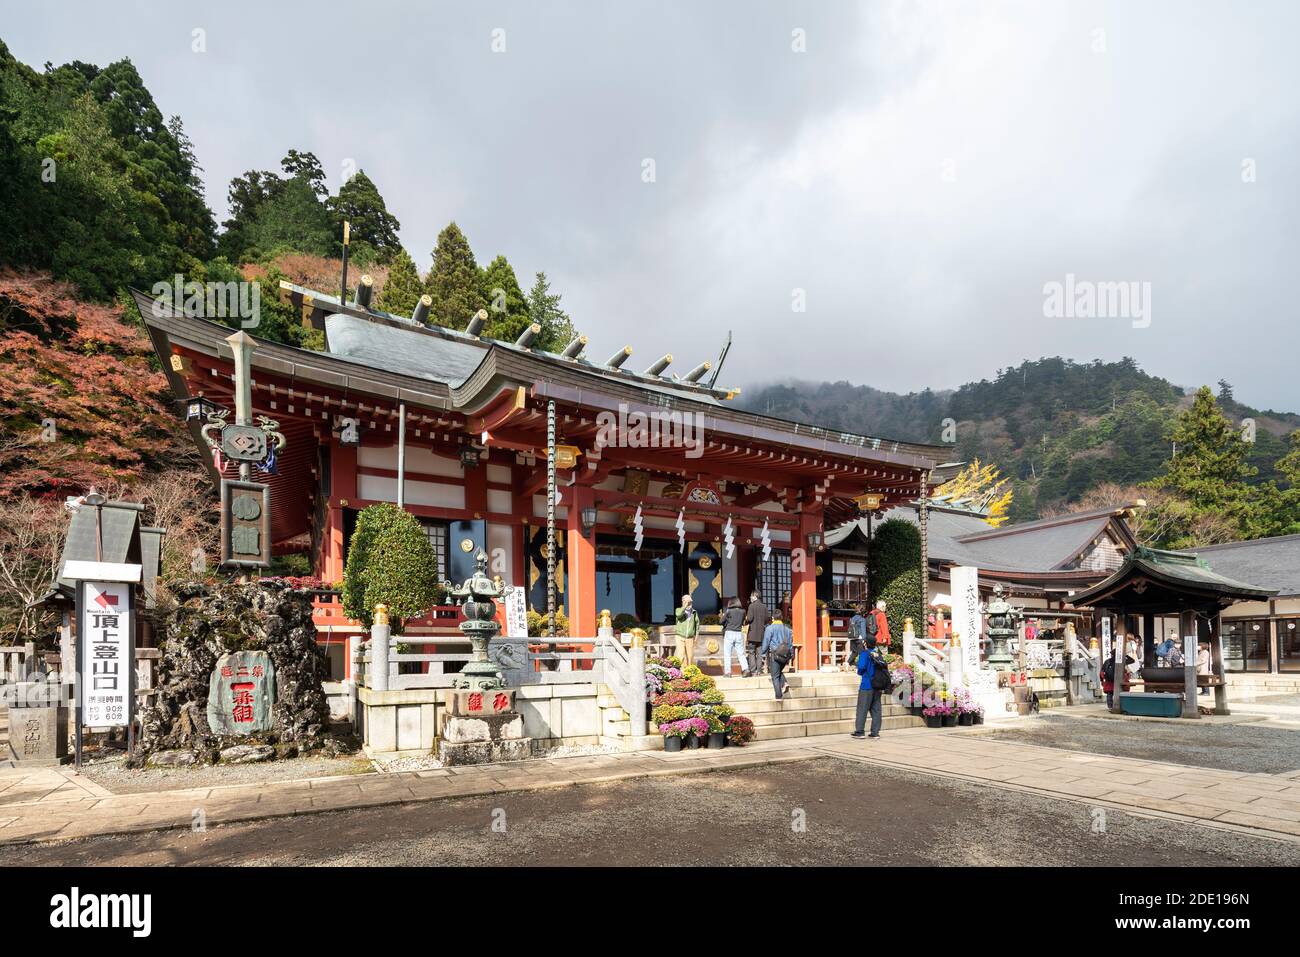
3,757,1297,866
982,714,1300,774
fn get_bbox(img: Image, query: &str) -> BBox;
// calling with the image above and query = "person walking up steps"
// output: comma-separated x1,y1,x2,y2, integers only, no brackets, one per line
743,590,770,676
759,614,794,700
721,596,748,677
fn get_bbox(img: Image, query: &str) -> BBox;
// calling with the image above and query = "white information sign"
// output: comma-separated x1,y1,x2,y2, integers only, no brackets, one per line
504,586,528,639
950,566,982,675
80,580,132,728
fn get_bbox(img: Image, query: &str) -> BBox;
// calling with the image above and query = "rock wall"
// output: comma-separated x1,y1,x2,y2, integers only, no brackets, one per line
135,580,354,765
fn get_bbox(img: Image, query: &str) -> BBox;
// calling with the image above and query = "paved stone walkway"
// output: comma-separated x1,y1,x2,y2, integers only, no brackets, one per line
3,724,1300,847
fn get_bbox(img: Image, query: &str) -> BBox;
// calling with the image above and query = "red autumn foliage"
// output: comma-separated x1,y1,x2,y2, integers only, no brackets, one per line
0,270,199,498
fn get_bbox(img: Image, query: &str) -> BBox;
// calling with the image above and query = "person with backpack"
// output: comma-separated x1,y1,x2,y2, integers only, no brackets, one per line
848,603,871,670
743,590,770,675
759,615,794,699
870,599,891,649
851,642,890,738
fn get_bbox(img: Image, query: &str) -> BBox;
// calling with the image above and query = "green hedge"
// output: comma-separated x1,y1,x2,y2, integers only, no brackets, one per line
341,503,440,631
868,517,923,653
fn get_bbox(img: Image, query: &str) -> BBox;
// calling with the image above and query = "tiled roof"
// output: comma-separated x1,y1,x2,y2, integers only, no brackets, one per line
827,504,1122,574
1181,534,1300,597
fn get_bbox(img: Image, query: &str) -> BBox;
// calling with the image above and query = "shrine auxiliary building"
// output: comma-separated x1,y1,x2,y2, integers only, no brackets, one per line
134,285,951,676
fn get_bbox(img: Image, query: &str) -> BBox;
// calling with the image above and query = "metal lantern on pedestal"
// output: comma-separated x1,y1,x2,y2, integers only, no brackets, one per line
446,551,509,691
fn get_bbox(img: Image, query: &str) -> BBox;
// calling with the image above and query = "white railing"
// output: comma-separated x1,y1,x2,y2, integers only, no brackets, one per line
904,631,951,685
598,635,646,735
359,632,643,708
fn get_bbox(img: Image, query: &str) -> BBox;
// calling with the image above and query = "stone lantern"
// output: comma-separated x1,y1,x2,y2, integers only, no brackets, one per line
437,551,532,765
447,551,508,692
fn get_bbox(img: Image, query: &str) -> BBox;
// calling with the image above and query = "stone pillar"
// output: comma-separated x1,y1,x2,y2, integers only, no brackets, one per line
566,485,597,640
1181,611,1199,719
919,470,931,613
792,510,821,671
370,604,390,692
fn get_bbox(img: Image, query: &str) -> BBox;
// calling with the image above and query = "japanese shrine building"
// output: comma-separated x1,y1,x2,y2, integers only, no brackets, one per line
134,285,951,677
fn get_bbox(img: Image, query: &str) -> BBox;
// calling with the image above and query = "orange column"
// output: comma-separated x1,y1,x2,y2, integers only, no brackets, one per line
566,486,598,640
792,510,821,672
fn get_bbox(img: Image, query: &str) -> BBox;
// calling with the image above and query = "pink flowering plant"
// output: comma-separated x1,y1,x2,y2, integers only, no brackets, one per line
659,717,709,739
922,702,955,718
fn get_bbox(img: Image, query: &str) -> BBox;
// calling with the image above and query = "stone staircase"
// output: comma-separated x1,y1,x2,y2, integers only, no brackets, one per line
715,671,926,739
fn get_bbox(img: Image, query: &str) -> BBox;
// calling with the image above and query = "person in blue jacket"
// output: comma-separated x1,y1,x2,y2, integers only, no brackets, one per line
851,643,885,739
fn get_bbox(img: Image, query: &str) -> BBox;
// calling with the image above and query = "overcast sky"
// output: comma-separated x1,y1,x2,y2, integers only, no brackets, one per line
5,1,1297,410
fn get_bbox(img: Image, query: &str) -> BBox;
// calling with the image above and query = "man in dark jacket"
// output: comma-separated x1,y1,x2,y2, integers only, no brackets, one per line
721,596,747,676
743,590,770,675
851,644,886,739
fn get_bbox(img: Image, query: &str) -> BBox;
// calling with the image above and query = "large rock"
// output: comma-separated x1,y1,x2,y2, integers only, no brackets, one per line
134,580,353,765
146,749,200,768
219,744,275,764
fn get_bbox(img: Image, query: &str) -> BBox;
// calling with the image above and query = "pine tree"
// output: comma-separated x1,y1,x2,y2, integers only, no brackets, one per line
479,255,531,341
377,248,423,318
326,170,402,262
1149,385,1263,542
526,271,578,351
424,222,484,328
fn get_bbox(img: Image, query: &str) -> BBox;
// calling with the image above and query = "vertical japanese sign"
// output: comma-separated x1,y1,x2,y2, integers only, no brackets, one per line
220,479,272,568
950,566,982,674
79,581,133,728
504,586,527,639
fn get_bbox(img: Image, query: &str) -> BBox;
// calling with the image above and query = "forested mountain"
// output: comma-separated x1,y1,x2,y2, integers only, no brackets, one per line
742,357,1300,529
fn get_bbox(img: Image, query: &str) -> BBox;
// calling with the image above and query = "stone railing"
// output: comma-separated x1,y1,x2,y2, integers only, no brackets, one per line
353,630,649,757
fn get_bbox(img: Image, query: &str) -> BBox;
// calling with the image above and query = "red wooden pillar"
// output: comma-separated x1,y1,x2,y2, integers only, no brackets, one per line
566,485,597,640
329,443,358,678
792,510,821,672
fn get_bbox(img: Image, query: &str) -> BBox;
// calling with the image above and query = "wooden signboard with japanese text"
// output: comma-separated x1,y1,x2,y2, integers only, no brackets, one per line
220,479,272,569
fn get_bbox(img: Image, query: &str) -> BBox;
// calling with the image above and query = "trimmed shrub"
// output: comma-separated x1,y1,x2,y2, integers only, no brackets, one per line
341,503,440,631
868,517,923,653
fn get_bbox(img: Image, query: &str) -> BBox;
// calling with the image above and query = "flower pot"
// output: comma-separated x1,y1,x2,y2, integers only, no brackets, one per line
708,731,727,748
972,712,984,725
663,735,683,752
924,714,943,729
686,733,702,749
942,713,958,727
958,712,974,726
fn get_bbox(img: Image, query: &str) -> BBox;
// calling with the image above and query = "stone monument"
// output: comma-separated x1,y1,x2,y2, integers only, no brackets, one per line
437,552,532,765
206,649,276,735
5,679,69,766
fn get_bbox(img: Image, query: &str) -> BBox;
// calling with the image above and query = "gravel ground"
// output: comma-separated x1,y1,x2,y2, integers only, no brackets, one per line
4,757,1297,866
80,753,374,794
982,714,1300,774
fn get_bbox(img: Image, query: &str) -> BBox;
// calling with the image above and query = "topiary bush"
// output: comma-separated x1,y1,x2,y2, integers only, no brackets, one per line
341,503,440,632
868,517,923,654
